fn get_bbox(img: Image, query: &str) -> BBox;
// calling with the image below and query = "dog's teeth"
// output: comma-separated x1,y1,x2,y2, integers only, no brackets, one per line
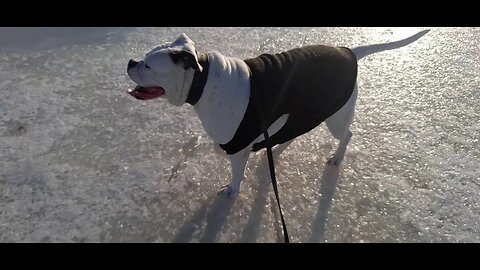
127,88,133,93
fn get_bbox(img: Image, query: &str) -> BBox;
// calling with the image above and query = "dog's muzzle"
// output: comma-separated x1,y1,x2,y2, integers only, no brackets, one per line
126,59,166,100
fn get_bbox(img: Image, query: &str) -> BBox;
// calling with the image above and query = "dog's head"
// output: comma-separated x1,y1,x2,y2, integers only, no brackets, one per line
127,33,203,106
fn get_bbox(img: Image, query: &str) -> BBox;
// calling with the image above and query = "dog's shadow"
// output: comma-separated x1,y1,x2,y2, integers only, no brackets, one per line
172,154,341,243
172,154,277,243
239,156,281,242
172,191,236,243
240,156,342,243
308,164,340,242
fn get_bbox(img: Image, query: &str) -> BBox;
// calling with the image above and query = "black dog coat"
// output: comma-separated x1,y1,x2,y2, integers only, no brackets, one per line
219,45,358,155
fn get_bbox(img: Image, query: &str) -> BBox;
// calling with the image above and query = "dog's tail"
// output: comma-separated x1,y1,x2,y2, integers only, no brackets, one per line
351,29,430,61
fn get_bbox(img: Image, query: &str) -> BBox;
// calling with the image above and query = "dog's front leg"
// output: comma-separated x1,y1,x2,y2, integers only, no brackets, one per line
217,145,252,198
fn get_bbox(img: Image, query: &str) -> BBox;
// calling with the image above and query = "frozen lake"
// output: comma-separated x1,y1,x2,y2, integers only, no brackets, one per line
0,27,478,242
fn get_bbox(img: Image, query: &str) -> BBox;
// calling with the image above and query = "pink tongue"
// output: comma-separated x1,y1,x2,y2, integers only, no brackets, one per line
141,87,164,95
127,86,165,100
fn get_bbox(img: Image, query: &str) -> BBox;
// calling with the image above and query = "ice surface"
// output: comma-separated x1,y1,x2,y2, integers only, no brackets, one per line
0,27,478,242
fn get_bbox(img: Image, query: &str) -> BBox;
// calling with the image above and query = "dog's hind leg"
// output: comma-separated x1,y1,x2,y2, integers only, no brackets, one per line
324,84,358,166
272,139,294,162
326,129,352,166
217,145,252,198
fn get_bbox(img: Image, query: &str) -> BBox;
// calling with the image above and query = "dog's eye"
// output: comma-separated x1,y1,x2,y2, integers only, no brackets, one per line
145,64,151,69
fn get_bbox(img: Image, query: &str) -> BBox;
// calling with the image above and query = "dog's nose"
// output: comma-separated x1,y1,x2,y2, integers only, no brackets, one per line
128,59,138,70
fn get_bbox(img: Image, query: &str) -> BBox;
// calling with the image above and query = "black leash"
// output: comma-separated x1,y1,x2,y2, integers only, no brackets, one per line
253,63,300,244
262,129,290,243
249,60,295,244
189,51,290,242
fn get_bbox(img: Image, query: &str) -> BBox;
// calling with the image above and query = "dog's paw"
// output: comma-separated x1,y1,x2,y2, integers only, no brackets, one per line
326,154,343,166
217,184,238,198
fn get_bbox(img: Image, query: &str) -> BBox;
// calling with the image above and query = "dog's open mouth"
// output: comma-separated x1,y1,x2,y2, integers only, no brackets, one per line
127,86,165,100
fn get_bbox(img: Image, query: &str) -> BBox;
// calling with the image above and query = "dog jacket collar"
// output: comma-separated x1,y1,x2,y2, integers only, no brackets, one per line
186,52,209,105
219,45,358,155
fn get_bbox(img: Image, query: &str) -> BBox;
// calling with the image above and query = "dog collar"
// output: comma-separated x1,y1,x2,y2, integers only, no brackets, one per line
186,52,209,105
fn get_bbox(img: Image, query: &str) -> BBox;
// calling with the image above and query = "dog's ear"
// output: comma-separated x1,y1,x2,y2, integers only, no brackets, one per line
173,33,195,46
169,50,202,71
166,33,203,71
168,33,203,71
170,50,203,71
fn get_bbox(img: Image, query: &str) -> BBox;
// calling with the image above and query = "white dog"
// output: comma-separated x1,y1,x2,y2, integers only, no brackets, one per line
127,30,429,197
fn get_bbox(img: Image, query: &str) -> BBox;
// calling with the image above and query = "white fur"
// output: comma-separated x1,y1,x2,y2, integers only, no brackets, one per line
127,30,430,198
192,52,251,144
